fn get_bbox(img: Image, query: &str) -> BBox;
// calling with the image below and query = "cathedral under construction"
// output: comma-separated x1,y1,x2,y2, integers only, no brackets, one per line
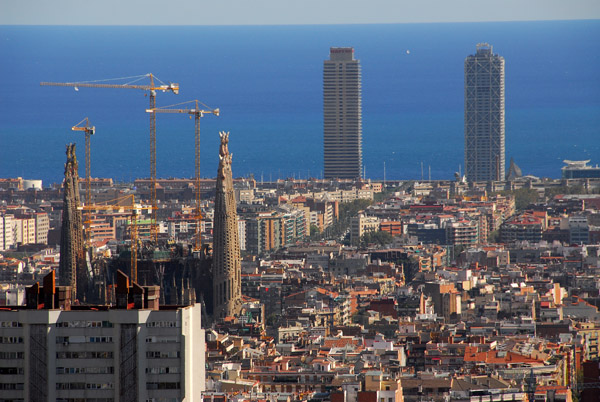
58,133,243,322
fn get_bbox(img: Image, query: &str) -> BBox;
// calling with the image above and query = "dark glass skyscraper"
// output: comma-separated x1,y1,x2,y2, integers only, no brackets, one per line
323,47,362,179
464,43,505,182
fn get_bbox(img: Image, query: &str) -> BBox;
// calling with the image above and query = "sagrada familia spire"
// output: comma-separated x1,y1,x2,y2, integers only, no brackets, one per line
59,144,86,301
212,132,242,319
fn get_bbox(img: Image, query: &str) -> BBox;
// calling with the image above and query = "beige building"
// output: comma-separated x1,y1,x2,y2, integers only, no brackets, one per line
34,213,49,244
351,214,380,245
14,217,36,245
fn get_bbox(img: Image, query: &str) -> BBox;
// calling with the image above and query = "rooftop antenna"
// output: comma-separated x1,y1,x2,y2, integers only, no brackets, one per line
383,161,386,188
429,165,431,182
421,162,424,181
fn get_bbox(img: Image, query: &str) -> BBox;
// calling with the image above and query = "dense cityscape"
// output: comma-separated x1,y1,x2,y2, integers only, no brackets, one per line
1,39,600,402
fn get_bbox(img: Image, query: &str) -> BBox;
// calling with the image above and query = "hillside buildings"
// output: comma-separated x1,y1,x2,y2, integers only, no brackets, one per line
323,47,363,180
464,43,505,182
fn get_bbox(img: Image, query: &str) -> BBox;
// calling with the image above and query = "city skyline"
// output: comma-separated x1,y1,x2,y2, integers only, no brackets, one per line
1,22,598,183
1,7,600,400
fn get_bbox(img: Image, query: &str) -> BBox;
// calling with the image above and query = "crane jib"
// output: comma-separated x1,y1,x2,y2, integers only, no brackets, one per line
40,82,179,93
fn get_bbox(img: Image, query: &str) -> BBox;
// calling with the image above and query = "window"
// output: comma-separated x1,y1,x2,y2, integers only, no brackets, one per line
0,321,22,328
146,321,178,328
0,336,23,344
146,336,179,343
57,367,114,375
0,383,24,390
0,352,24,359
56,320,113,328
146,367,180,374
0,367,24,375
146,382,181,390
146,351,180,359
56,351,113,359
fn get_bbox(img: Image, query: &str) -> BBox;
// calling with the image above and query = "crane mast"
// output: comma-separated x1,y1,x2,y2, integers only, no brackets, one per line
80,194,139,282
42,74,179,243
147,100,219,250
71,117,95,244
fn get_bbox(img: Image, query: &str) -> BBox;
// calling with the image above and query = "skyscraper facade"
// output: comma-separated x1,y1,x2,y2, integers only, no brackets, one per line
212,131,242,319
323,47,362,179
464,43,505,182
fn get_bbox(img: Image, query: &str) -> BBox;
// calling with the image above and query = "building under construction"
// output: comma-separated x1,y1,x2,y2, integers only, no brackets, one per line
60,133,243,322
58,144,88,302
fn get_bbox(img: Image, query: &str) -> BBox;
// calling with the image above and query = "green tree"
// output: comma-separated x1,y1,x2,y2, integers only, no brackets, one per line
546,184,587,199
500,188,539,210
322,199,375,241
309,224,320,237
488,229,500,243
266,313,279,327
360,230,393,248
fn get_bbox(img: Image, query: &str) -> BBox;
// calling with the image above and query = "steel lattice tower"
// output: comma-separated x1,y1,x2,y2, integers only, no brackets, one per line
464,43,505,182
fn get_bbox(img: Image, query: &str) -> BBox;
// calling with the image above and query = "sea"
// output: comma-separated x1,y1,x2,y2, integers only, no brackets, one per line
0,20,599,185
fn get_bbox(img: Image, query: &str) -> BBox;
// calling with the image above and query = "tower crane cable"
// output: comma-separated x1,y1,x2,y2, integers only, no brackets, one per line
41,73,179,242
80,194,138,282
146,99,219,251
71,117,95,246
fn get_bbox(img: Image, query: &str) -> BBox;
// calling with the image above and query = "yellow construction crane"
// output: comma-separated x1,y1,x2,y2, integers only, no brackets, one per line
41,73,179,242
146,100,219,251
81,194,139,282
71,117,95,243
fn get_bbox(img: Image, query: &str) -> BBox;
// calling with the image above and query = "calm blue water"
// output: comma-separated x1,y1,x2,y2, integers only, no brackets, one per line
1,21,599,185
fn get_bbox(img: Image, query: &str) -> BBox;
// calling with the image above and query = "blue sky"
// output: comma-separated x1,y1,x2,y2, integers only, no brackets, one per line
2,0,599,25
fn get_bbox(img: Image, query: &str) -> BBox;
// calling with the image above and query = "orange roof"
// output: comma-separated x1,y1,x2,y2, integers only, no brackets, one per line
463,348,543,365
323,338,360,349
535,385,570,396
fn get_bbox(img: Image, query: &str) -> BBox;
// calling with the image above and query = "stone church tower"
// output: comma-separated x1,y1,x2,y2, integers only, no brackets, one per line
59,144,86,301
212,132,242,319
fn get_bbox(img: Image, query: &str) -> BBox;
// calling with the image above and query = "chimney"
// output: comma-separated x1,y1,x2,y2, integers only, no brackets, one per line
132,282,145,309
144,286,161,310
26,270,71,310
43,270,56,309
26,282,41,309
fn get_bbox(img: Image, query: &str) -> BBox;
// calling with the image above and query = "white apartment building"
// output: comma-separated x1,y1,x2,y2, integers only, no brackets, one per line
0,214,15,251
34,213,50,244
0,271,205,402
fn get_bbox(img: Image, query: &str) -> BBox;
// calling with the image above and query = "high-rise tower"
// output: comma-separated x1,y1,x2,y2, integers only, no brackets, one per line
464,43,505,182
323,47,362,179
59,144,86,300
212,132,242,319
